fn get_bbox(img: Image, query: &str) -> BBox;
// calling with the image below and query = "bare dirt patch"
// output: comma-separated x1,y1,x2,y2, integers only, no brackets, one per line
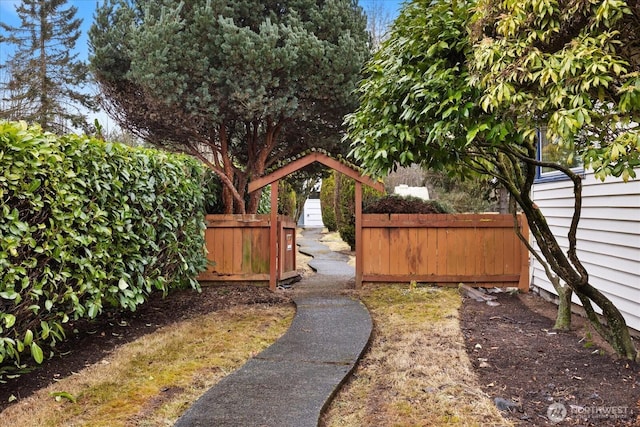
461,292,640,426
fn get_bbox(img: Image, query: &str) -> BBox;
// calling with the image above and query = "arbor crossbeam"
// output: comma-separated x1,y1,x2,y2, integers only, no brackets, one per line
248,151,384,290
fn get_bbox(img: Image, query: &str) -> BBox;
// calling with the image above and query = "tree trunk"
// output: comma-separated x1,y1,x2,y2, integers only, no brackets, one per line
553,283,572,331
497,187,509,213
222,186,234,214
187,139,246,214
247,188,262,214
575,283,638,361
519,195,638,361
496,152,638,361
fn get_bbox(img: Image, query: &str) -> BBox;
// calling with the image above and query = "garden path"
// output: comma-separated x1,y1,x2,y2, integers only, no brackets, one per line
174,228,371,427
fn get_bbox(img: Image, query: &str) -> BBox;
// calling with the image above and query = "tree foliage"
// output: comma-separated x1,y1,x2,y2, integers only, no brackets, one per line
89,0,370,214
346,0,638,360
0,0,96,133
320,173,338,231
330,171,383,249
471,0,640,182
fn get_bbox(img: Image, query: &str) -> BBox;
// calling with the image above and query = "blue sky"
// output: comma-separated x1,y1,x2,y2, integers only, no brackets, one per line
0,1,101,70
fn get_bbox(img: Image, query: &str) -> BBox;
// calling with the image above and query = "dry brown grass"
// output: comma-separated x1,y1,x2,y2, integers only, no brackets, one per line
320,231,355,267
321,284,513,427
0,305,293,427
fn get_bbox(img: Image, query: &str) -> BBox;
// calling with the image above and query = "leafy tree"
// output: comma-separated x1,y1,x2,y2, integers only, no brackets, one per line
89,0,370,214
346,0,638,360
0,0,96,133
471,0,640,184
320,173,338,231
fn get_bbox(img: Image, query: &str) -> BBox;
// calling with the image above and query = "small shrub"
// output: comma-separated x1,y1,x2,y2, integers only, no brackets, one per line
278,181,297,217
337,175,355,248
363,195,451,214
320,174,337,231
335,173,384,250
253,182,296,216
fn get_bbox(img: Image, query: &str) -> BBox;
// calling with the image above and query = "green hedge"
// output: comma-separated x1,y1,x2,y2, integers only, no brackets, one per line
278,181,297,217
319,174,337,232
0,121,207,377
331,172,383,250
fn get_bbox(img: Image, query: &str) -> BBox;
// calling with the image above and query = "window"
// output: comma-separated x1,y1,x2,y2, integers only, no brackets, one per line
536,129,584,182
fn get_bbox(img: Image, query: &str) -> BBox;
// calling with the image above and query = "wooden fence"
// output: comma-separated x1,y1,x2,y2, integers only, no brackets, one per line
360,213,529,291
198,214,298,284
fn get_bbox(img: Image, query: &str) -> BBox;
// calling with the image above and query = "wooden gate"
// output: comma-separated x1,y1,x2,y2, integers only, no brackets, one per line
198,214,298,285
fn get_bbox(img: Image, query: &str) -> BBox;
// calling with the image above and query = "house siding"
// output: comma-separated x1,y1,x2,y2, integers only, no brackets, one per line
530,173,640,332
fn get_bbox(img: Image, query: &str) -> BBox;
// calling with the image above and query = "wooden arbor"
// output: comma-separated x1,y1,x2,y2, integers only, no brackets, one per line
248,152,384,291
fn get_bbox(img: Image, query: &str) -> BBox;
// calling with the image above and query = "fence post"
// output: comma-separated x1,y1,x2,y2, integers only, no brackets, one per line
355,181,363,289
269,182,279,291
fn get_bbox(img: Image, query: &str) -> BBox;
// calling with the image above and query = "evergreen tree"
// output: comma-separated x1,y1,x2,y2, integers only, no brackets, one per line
89,0,370,214
0,0,96,133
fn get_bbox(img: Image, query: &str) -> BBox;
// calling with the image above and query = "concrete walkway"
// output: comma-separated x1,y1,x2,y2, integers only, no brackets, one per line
174,228,372,427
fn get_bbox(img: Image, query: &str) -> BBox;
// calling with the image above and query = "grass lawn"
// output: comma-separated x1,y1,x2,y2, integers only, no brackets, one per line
0,305,294,426
322,284,512,427
0,284,510,426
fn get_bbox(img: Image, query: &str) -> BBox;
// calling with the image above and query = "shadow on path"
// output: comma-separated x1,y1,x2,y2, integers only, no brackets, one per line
174,228,372,427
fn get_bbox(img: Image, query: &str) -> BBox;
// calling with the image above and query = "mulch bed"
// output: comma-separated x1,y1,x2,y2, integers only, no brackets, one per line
460,291,640,426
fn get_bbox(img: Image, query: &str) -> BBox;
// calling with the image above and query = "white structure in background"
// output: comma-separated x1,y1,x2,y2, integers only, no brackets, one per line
394,184,430,200
298,180,324,228
300,198,324,228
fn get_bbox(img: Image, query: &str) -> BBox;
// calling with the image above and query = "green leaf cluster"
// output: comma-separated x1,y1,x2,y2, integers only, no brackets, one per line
320,174,337,232
346,0,487,178
348,0,640,183
324,171,383,249
0,121,207,378
277,181,297,218
471,0,640,181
